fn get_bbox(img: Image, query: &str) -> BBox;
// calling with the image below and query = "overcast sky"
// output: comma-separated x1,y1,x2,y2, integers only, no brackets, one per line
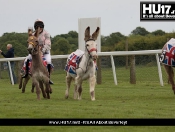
0,0,175,37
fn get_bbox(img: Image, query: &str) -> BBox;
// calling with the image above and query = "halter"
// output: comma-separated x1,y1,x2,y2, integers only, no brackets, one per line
28,36,39,54
79,39,97,73
28,36,38,47
85,39,97,57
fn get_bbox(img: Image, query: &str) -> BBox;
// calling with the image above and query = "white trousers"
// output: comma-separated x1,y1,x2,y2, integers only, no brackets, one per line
24,51,52,65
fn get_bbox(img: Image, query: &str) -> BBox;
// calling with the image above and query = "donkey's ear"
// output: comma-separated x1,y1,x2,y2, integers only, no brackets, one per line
92,27,100,40
28,28,33,36
84,26,90,41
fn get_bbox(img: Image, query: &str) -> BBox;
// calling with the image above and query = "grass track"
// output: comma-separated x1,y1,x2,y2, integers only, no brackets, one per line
0,67,174,132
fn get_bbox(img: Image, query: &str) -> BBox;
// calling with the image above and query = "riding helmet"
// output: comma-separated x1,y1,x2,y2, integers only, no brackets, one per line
34,19,44,30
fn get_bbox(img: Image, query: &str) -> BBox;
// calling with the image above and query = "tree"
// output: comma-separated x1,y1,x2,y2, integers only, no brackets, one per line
68,31,78,38
103,32,126,47
131,27,149,36
0,33,28,57
55,38,70,55
151,29,166,36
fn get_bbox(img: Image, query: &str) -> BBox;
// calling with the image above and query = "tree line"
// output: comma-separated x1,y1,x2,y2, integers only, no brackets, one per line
0,26,175,58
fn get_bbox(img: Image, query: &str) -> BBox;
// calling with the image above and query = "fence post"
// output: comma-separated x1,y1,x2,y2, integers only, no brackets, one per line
16,61,21,84
130,55,136,84
0,62,1,79
156,53,164,86
110,55,117,85
8,61,14,85
97,56,102,84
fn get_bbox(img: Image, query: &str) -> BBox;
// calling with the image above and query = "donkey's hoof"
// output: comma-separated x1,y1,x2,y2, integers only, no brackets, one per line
65,95,69,99
91,98,95,101
49,80,54,85
50,89,52,94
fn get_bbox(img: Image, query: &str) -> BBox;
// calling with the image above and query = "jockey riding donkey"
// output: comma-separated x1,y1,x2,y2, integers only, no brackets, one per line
21,19,54,84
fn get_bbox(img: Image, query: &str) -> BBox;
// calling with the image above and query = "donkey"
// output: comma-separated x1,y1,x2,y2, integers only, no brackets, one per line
19,60,35,93
65,26,100,101
160,38,175,95
19,73,34,93
27,27,51,100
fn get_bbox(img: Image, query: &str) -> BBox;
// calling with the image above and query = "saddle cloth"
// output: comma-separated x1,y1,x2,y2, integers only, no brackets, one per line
22,56,48,73
160,38,175,66
65,49,84,74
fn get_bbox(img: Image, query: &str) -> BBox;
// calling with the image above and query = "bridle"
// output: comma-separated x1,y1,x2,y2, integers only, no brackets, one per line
85,39,97,58
77,39,97,73
28,36,39,53
28,36,38,46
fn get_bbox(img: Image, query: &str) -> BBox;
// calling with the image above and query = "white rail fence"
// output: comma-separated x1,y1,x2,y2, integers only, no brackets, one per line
0,50,163,86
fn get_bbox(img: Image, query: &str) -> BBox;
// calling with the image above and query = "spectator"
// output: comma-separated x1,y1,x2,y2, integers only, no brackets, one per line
0,44,17,84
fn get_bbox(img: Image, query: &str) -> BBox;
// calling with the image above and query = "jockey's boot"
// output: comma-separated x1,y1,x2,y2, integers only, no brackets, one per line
21,59,30,78
47,64,54,85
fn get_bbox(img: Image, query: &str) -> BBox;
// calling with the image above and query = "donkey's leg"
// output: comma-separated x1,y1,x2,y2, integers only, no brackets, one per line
77,83,83,100
74,76,82,100
39,81,46,98
89,75,96,101
31,82,35,93
65,74,72,99
33,81,41,100
49,85,52,94
164,65,175,94
44,83,50,99
19,76,23,89
73,84,78,99
22,76,30,93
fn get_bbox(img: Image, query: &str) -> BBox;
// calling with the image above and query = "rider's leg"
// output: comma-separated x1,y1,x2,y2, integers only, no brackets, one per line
44,52,54,85
21,54,32,78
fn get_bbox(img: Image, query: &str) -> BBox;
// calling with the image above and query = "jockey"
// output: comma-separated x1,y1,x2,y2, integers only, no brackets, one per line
21,19,54,84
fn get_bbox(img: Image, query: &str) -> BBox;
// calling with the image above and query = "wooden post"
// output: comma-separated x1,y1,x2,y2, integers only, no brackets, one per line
16,61,21,84
0,62,1,79
130,55,136,84
96,56,102,84
125,39,128,69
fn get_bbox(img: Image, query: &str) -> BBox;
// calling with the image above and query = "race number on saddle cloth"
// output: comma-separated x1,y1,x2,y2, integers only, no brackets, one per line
65,49,97,74
160,38,175,67
22,55,48,74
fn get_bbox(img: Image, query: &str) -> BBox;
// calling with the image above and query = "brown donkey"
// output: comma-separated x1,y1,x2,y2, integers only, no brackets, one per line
19,60,35,93
160,38,175,94
27,27,51,100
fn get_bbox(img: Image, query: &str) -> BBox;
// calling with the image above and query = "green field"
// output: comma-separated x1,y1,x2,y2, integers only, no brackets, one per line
0,66,175,132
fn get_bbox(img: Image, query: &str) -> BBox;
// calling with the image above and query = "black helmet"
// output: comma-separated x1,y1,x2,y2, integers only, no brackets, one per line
34,19,44,30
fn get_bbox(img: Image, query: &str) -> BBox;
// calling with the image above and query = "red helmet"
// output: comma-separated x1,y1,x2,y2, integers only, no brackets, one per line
34,19,44,30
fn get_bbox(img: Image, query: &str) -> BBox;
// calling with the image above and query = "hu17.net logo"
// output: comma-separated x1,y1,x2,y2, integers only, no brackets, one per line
140,1,175,21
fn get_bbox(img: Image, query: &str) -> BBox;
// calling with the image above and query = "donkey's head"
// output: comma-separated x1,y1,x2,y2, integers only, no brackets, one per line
84,26,100,61
27,27,40,55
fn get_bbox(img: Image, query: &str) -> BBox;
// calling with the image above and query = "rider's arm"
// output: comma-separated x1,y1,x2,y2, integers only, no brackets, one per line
42,31,51,53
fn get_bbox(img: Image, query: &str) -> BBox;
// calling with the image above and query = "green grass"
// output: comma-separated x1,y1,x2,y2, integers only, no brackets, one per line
0,66,175,132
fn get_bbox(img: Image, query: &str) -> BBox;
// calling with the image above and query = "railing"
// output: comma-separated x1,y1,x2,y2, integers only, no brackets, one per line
0,50,163,86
